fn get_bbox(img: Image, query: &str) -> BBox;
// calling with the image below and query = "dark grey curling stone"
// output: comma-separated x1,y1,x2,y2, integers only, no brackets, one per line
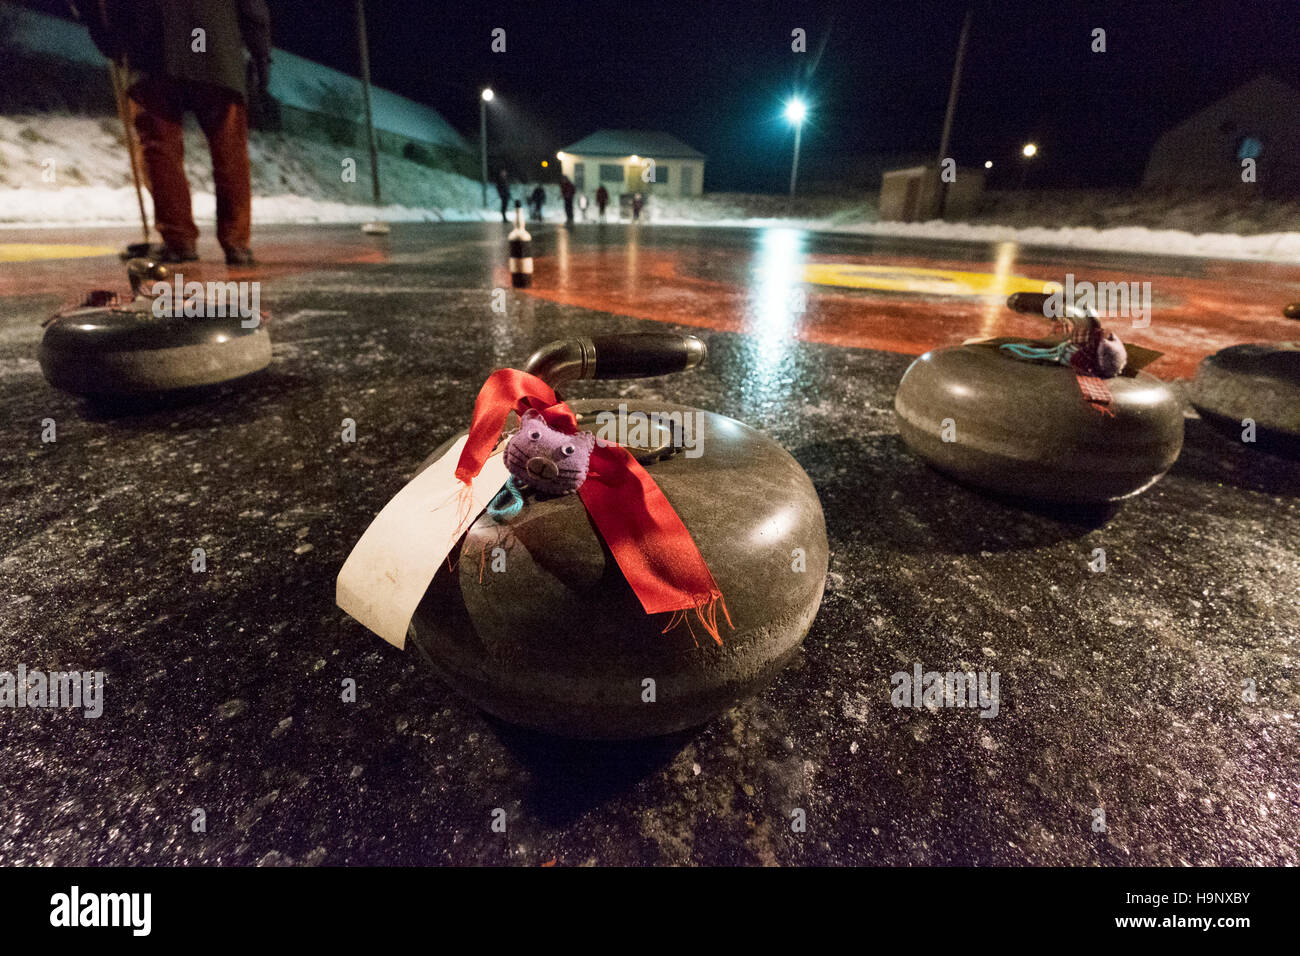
895,344,1185,504
39,259,271,398
407,334,829,740
1190,342,1300,455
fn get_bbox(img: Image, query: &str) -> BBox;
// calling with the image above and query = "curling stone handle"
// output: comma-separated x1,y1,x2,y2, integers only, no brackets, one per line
126,257,169,297
524,333,706,387
1006,291,1052,316
1007,289,1099,322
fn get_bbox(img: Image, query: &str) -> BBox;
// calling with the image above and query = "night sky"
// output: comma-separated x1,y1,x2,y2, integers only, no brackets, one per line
40,0,1300,191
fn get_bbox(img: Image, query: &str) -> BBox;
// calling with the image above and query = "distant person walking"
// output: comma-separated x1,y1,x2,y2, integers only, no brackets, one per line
595,184,609,221
560,175,576,225
495,169,511,223
529,185,546,222
632,193,644,221
578,193,589,222
82,0,271,266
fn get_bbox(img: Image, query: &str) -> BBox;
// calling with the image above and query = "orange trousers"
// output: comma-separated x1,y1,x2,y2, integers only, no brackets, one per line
129,78,252,254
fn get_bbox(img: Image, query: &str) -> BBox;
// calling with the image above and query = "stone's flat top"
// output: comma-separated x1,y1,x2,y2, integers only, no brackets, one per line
0,223,1297,866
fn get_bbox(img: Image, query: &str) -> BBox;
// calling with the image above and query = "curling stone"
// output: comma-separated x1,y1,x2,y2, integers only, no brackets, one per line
507,199,533,288
1189,342,1300,455
39,258,271,398
1284,303,1299,320
408,333,828,739
895,294,1184,504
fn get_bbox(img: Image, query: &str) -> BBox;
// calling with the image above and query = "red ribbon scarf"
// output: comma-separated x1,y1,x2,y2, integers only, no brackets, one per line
455,369,730,645
1068,326,1116,416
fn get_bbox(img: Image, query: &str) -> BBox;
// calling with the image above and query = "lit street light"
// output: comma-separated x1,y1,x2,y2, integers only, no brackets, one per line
1019,142,1038,189
984,160,993,169
480,87,494,208
785,98,807,197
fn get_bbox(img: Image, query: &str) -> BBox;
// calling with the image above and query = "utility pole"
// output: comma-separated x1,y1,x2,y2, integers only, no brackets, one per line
934,7,973,218
480,96,488,207
789,121,803,197
479,90,495,207
355,0,381,206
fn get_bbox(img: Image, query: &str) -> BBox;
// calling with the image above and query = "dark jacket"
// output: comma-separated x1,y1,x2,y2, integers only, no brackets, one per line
595,186,610,206
560,179,575,201
83,0,271,100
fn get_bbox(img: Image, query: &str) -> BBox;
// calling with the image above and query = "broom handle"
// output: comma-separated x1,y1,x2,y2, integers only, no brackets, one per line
109,58,150,244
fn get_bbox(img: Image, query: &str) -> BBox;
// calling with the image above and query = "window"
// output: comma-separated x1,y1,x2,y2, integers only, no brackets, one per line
574,162,585,190
680,166,694,195
1236,135,1264,161
599,163,623,183
652,165,668,184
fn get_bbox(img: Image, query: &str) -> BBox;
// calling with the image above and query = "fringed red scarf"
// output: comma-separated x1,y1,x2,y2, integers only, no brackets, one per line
454,368,731,645
1067,324,1116,416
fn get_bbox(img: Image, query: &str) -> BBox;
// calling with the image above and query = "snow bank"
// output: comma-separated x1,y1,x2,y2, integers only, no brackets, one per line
0,184,502,228
2,114,1297,263
642,212,1300,263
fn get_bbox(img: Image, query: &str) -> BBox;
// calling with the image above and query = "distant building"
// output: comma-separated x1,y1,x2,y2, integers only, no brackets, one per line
1143,75,1300,196
557,130,706,197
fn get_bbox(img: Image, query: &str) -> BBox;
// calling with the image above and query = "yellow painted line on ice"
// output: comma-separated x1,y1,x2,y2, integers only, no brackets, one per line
803,263,1063,298
0,243,118,262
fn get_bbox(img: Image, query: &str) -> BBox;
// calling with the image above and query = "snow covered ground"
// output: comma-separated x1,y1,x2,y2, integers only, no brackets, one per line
2,114,1298,263
0,114,493,227
644,192,1300,263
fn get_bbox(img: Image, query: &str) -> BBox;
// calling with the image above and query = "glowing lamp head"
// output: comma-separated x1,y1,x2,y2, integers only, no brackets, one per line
1022,143,1038,158
784,98,807,124
481,88,494,102
984,160,993,169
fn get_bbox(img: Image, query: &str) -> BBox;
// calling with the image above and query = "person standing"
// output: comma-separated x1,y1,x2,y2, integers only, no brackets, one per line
632,192,644,221
578,192,589,222
595,184,609,221
559,175,576,225
495,169,511,223
83,0,271,266
529,184,546,222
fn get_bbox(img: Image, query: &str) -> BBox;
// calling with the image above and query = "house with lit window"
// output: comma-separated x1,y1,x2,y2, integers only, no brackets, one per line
1142,75,1300,196
556,130,706,198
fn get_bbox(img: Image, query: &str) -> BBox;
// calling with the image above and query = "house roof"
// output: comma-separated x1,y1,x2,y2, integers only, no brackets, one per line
9,6,469,152
1155,73,1300,141
561,130,706,160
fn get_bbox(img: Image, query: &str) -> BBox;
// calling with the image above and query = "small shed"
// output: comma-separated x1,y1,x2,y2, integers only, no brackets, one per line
880,165,985,221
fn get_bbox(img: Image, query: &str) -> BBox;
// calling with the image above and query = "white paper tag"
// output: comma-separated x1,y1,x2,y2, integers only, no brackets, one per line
336,434,510,649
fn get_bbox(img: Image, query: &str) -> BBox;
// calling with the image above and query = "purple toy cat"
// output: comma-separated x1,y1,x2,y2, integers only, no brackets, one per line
504,409,595,496
1095,329,1127,378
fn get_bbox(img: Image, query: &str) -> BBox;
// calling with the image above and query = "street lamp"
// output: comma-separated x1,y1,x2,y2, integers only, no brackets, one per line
1019,142,1038,189
984,160,993,169
784,98,807,197
479,87,494,208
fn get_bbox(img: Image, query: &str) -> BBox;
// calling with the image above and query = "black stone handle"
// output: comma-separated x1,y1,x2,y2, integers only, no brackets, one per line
1006,291,1053,316
524,333,706,387
125,258,169,296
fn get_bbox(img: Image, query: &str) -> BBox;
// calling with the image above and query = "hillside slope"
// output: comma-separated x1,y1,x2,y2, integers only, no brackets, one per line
0,113,491,227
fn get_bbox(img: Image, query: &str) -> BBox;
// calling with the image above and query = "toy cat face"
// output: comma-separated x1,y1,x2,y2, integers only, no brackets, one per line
504,409,595,496
1095,330,1127,377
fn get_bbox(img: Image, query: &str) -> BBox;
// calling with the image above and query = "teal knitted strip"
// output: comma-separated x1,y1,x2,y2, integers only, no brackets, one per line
487,476,525,522
1000,341,1075,365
